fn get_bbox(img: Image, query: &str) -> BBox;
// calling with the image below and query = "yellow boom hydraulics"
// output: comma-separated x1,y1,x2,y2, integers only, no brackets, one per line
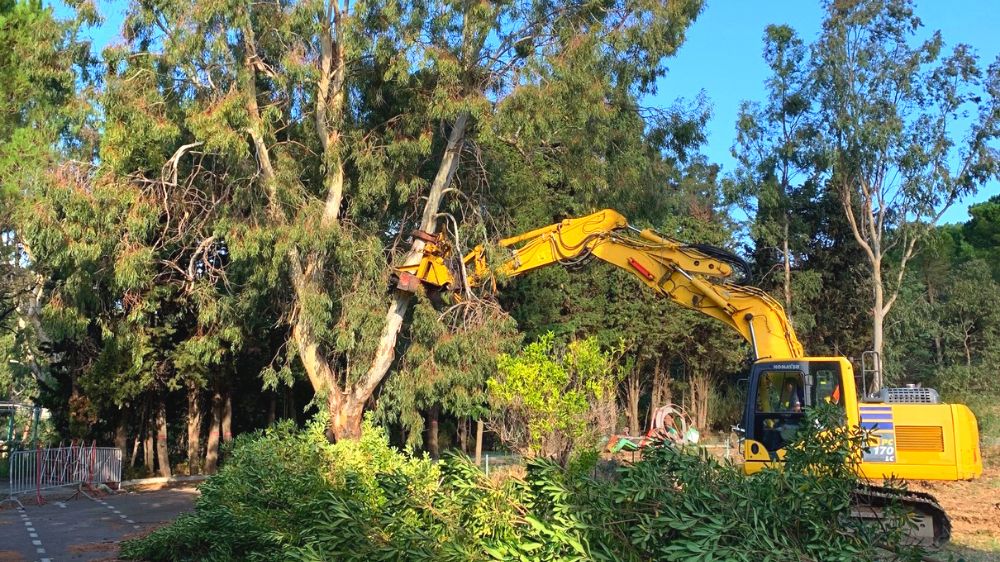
395,209,983,544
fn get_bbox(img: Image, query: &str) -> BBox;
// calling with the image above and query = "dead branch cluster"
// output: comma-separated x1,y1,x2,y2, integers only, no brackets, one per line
436,297,508,333
131,142,241,293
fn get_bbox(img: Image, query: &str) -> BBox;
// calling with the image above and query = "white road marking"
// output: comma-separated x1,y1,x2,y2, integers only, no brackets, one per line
18,509,45,557
56,501,66,508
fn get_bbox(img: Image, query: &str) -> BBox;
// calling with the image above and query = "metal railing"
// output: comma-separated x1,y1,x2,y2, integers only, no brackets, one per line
4,441,122,507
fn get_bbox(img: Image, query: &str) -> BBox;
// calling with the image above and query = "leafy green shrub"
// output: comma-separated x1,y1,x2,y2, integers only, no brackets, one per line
121,418,337,561
488,334,622,465
122,408,928,561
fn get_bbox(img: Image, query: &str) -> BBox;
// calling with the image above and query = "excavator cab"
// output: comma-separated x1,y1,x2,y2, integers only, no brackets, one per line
741,358,852,470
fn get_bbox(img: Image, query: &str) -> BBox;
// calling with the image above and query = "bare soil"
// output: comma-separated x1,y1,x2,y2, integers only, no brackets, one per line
913,446,1000,561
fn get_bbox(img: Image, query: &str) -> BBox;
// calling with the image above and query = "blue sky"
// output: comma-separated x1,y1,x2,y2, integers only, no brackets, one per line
649,0,1000,224
74,0,999,224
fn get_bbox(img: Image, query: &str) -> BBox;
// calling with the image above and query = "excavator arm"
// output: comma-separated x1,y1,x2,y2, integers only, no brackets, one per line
395,209,804,360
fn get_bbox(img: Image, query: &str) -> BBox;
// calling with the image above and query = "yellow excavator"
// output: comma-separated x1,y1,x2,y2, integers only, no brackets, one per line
395,209,983,544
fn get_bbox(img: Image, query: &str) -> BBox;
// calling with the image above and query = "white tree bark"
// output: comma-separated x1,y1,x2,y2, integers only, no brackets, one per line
355,113,470,404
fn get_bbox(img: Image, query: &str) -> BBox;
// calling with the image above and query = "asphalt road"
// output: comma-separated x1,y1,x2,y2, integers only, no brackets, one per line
0,487,197,561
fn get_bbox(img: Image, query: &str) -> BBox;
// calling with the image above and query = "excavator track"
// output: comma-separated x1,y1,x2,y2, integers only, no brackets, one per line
851,484,951,546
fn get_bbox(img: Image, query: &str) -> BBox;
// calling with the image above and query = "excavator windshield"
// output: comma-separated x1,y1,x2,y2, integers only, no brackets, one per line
745,360,846,456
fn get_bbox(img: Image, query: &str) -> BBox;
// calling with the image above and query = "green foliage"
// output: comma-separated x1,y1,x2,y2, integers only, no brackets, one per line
0,0,98,419
40,0,710,442
121,418,336,560
887,207,1000,439
123,409,927,562
963,197,1000,279
489,334,622,464
375,297,521,449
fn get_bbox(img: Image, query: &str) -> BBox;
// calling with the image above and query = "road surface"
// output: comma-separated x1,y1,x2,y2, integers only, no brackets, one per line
0,486,197,561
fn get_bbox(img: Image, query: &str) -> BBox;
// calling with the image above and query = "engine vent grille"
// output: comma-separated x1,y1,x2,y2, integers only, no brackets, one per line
879,387,940,404
896,426,945,452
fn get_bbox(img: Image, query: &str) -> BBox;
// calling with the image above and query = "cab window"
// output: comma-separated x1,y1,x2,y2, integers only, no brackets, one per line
753,370,805,455
813,369,843,407
756,371,804,413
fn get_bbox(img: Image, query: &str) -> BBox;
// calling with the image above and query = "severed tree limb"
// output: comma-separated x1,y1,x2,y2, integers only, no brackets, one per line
353,112,470,406
162,142,203,187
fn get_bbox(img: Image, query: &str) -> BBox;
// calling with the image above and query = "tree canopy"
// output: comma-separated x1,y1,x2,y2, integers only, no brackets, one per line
0,0,997,482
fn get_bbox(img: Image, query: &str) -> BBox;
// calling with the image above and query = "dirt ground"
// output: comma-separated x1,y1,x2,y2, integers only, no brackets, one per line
913,446,1000,562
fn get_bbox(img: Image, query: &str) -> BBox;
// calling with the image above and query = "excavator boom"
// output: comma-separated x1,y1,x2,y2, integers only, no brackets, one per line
396,209,804,360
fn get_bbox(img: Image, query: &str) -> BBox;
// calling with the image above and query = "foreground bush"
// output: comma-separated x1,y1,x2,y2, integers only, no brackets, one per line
122,411,926,561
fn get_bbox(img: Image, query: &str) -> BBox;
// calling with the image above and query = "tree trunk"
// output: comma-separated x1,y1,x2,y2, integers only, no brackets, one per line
327,392,364,440
284,386,295,420
221,391,232,443
204,391,223,474
155,396,171,478
114,413,128,460
457,417,469,453
647,356,671,431
130,434,141,468
186,383,202,475
927,282,943,366
474,418,484,465
872,270,885,392
143,416,154,471
687,369,711,431
267,392,276,425
426,404,441,460
625,369,641,435
963,327,973,367
782,216,793,325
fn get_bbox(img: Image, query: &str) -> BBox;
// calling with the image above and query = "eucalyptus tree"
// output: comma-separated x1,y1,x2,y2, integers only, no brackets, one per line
732,24,822,330
813,0,1000,390
88,0,705,442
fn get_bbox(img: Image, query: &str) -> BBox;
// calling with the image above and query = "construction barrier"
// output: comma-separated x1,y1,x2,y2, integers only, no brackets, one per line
4,441,122,507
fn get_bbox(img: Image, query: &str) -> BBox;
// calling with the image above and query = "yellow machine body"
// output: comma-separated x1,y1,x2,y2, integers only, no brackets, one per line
741,357,982,481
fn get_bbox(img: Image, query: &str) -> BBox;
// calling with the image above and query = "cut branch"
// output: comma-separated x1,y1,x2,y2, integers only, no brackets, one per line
356,112,470,404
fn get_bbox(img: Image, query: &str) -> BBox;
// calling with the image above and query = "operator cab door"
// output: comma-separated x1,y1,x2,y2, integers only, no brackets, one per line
742,360,845,467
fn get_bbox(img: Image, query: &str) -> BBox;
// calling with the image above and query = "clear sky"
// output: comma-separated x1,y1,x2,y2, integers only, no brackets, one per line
649,0,1000,224
73,0,999,224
